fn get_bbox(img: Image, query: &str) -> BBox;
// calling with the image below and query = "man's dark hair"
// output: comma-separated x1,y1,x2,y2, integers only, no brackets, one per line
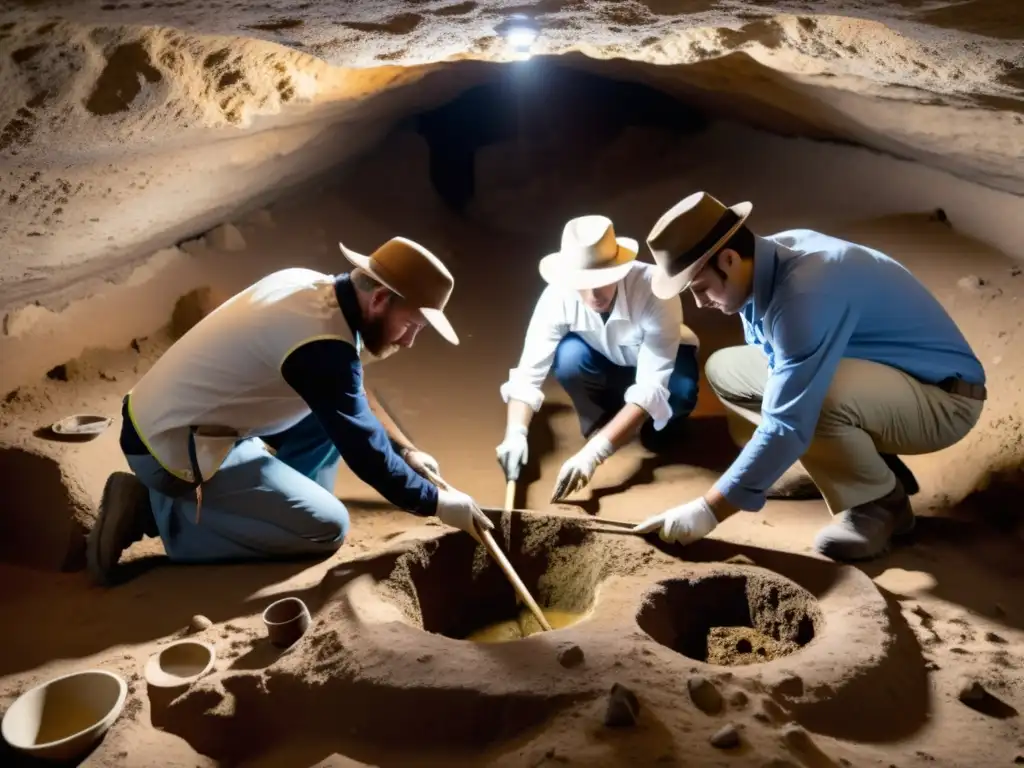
709,225,754,280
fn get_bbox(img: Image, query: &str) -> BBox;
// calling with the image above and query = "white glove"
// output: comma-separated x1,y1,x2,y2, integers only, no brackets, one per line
402,447,441,480
633,497,719,545
551,435,614,502
496,424,529,482
436,487,494,544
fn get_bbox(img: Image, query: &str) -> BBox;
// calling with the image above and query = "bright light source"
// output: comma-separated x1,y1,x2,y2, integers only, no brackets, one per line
500,14,539,57
506,25,538,52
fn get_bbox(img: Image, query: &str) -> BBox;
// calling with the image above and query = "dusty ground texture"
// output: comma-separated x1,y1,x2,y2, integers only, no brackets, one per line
0,113,1023,765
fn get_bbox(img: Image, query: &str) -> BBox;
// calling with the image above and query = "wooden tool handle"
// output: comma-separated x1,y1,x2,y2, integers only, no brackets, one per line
423,467,552,634
503,479,516,511
476,523,553,632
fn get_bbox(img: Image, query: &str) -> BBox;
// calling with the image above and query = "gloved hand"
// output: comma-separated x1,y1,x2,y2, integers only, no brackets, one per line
551,435,614,502
633,497,719,545
496,424,529,482
436,487,494,544
402,447,441,480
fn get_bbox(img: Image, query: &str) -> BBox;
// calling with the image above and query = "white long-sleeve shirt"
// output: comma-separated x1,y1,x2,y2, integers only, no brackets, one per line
500,262,700,430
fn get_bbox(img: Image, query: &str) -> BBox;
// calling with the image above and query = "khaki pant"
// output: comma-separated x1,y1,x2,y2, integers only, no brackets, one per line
705,345,984,514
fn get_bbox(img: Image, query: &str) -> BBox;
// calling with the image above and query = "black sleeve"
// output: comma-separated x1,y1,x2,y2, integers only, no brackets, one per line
280,338,439,517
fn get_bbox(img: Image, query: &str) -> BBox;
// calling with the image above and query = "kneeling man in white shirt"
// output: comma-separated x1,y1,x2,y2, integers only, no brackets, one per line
497,215,701,502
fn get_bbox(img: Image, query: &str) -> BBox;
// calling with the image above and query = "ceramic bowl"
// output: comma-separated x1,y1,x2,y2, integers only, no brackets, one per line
50,414,112,439
143,640,216,689
1,669,127,762
262,597,311,648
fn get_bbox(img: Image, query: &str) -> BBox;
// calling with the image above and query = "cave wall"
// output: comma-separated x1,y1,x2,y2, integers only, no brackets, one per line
0,1,1023,393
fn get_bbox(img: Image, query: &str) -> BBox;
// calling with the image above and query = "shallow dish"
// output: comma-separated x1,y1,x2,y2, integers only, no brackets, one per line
144,639,216,689
50,414,112,437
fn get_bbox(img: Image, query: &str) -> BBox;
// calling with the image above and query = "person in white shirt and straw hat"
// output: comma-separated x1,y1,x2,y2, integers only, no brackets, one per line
633,191,986,561
497,215,702,503
89,235,493,585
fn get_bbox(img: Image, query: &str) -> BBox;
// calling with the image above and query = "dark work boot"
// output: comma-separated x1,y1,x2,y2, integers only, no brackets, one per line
813,480,916,562
881,453,920,496
87,472,158,586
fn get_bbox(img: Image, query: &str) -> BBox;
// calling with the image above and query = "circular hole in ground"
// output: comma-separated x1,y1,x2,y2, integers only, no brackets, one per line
377,516,625,642
637,570,823,667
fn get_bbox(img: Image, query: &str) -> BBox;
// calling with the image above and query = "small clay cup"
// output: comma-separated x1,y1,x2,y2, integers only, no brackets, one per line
262,597,311,648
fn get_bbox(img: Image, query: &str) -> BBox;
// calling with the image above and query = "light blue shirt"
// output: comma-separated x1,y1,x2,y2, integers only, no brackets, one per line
715,229,985,512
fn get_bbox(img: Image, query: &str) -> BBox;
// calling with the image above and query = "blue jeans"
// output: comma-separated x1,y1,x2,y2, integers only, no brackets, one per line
125,412,349,563
551,333,700,438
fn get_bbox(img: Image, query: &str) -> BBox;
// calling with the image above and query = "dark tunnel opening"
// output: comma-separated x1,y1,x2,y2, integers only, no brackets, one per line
413,61,709,212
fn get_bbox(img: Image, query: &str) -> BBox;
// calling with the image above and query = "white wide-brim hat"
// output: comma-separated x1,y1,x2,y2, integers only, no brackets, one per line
538,215,638,291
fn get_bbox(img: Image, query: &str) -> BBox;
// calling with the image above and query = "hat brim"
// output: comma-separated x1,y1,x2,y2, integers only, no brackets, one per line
339,242,460,345
650,202,753,301
538,237,638,291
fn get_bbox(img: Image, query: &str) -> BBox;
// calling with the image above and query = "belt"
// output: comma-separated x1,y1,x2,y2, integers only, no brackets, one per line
937,377,987,401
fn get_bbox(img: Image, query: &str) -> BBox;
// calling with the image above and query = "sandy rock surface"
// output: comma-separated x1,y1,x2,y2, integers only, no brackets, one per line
1,117,1023,766
0,3,1023,767
1,0,1022,311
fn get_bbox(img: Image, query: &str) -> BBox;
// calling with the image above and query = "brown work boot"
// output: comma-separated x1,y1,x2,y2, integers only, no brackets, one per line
87,472,157,586
813,481,915,562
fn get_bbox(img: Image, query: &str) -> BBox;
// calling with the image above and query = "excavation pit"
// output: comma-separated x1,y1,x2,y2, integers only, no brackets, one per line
377,516,622,643
637,570,823,667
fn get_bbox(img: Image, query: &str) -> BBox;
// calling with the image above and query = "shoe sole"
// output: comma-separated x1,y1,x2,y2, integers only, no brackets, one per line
86,472,138,587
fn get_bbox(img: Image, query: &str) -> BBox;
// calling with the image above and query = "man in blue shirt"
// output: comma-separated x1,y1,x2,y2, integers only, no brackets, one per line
634,192,986,561
88,236,493,585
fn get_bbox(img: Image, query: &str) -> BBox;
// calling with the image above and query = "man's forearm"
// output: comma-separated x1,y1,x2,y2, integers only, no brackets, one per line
595,403,648,451
365,387,415,453
704,485,741,523
506,398,535,433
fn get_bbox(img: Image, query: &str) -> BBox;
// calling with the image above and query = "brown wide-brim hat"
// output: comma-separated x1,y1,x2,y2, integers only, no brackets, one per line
646,192,753,300
339,236,459,345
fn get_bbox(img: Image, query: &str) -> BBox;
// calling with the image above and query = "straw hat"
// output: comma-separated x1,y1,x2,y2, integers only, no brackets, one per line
339,236,459,345
646,192,753,300
538,215,638,291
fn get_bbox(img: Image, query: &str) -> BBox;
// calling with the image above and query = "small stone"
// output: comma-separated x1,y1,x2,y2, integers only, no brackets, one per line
724,554,756,566
709,723,741,749
207,223,247,252
958,274,984,292
687,675,723,715
179,236,207,255
781,723,814,751
925,660,940,671
958,678,986,703
772,673,805,697
760,696,789,724
728,690,749,708
557,643,585,669
188,614,212,633
984,631,1006,644
604,683,640,727
416,653,432,663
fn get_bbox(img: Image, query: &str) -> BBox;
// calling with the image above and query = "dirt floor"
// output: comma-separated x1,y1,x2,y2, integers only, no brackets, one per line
1,120,1024,766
